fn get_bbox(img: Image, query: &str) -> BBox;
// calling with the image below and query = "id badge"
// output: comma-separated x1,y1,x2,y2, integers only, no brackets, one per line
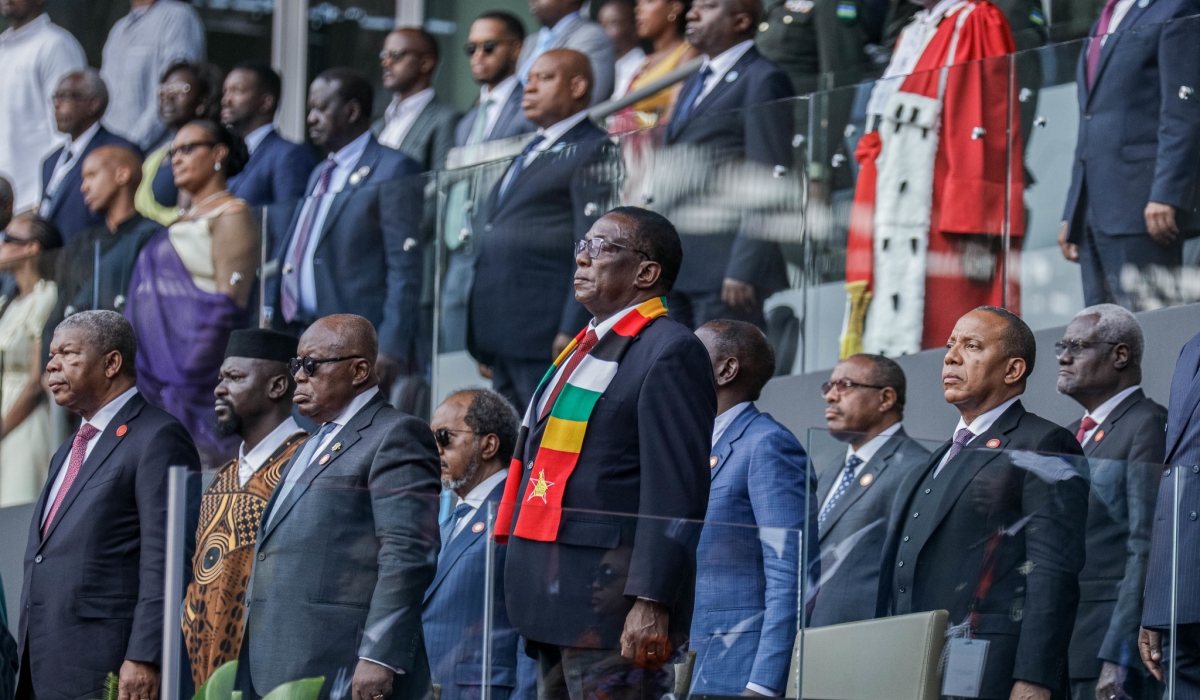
942,637,989,698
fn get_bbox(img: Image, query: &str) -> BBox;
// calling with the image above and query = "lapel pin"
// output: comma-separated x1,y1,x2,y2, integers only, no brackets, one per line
116,424,128,437
349,165,370,185
319,454,330,465
986,438,1001,448
725,70,739,83
709,456,719,469
331,442,342,451
403,237,418,251
1094,430,1105,442
859,473,874,486
472,522,486,534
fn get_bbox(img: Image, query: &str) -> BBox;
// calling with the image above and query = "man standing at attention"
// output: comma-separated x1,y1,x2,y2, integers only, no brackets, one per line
376,28,462,173
182,329,308,687
518,0,616,105
495,207,715,699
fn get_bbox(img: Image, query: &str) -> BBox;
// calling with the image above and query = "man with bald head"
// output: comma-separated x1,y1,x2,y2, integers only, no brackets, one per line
375,27,461,172
469,48,615,410
239,314,441,700
41,69,140,243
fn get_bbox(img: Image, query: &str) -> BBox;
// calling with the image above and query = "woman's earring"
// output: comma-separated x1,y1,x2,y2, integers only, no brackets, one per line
668,12,677,20
215,162,221,171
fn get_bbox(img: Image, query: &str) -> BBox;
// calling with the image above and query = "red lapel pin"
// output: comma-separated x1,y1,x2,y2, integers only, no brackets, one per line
319,454,331,465
986,438,1000,448
472,522,486,533
115,425,128,437
1094,430,1105,442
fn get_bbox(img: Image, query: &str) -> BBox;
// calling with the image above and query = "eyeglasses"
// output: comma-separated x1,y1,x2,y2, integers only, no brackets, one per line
1054,339,1117,358
52,90,90,103
464,40,504,56
821,378,888,395
380,49,422,63
158,84,192,99
0,231,33,245
433,427,479,448
287,355,363,376
166,141,216,159
575,237,651,260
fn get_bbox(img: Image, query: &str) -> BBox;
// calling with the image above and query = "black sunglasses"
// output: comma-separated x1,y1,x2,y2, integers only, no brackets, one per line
821,378,887,395
166,141,216,159
288,355,363,377
433,427,479,448
464,40,503,56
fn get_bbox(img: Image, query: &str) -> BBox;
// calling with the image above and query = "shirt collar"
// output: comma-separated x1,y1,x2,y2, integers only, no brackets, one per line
954,396,1020,438
549,11,580,35
1,13,51,43
536,109,591,150
385,87,436,121
462,468,509,510
586,300,645,341
701,39,755,80
331,130,372,171
329,385,380,428
66,122,102,159
239,416,303,474
712,401,754,448
482,74,519,106
847,421,902,464
82,386,139,434
244,123,274,154
1085,385,1141,426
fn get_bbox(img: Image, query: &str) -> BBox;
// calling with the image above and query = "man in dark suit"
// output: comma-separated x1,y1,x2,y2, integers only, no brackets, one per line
41,69,140,244
1058,0,1200,311
1055,304,1166,700
810,353,929,628
878,307,1089,700
468,49,615,411
1139,329,1200,699
375,28,462,173
496,207,716,699
424,389,535,700
238,314,441,700
270,68,425,392
663,0,795,329
223,63,316,209
17,310,200,700
689,320,816,696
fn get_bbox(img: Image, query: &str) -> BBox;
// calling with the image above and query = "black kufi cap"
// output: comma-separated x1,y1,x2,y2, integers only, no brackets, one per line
224,328,298,363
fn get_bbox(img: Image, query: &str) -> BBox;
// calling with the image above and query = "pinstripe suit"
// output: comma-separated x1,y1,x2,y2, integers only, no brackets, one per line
689,404,817,695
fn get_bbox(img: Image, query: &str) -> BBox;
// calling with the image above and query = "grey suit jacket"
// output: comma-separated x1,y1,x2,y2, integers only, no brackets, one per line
1066,389,1166,679
372,98,463,172
240,392,441,700
809,427,929,627
517,15,615,105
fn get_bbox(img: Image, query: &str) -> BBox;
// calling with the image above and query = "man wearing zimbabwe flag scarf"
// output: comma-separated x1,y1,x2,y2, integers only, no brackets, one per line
495,206,716,699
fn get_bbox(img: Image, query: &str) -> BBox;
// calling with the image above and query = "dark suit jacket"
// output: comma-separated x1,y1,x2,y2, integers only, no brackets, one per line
809,427,930,627
268,136,424,363
1063,0,1200,238
372,99,462,172
241,392,441,700
454,87,536,147
17,392,200,700
1066,389,1165,678
228,129,316,208
1144,332,1200,628
663,47,795,296
468,119,615,363
878,401,1088,699
40,126,141,243
502,315,717,650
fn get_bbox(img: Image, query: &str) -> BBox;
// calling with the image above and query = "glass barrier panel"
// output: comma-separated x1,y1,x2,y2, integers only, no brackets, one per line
1162,459,1198,700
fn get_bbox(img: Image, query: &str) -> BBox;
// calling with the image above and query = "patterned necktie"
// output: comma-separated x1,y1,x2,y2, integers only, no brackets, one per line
818,455,863,528
499,135,545,200
669,66,712,132
942,428,976,466
1086,0,1121,88
43,423,100,536
267,422,336,527
1076,416,1098,445
540,329,599,421
443,502,473,546
468,98,495,145
281,158,337,322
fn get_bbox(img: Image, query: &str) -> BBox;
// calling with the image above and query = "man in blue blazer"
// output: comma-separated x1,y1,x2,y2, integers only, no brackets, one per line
689,319,817,696
424,389,534,700
41,69,140,244
468,49,615,410
662,0,795,329
269,68,425,386
223,64,316,210
1058,0,1200,310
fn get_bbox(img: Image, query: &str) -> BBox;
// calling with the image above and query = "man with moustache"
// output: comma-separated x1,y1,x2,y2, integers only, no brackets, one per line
878,307,1088,700
182,329,308,688
238,314,440,700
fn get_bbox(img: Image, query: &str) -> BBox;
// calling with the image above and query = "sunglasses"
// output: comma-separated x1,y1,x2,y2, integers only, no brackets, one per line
821,378,887,396
380,49,422,63
166,141,216,159
575,237,650,260
464,40,506,56
433,427,479,448
287,355,363,377
1054,339,1116,358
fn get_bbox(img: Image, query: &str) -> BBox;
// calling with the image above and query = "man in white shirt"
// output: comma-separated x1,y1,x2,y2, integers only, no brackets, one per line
375,27,461,172
0,0,86,214
1055,304,1167,700
597,0,645,99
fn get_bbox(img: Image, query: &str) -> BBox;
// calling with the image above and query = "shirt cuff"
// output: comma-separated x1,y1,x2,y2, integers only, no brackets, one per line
360,657,405,674
747,682,781,696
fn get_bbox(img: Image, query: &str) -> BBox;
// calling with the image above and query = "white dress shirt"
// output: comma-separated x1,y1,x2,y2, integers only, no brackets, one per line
711,401,753,448
498,109,591,195
1079,385,1141,444
819,422,903,512
378,88,436,149
613,46,647,99
1102,0,1139,42
0,13,86,213
477,75,521,141
285,130,371,316
933,396,1020,477
243,123,274,155
237,416,302,487
40,121,101,213
521,11,582,82
41,386,139,526
866,0,964,118
536,300,636,417
694,39,756,106
451,468,510,539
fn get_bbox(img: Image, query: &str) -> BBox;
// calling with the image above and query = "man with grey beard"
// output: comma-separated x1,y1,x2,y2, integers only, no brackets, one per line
424,388,535,700
1056,304,1167,700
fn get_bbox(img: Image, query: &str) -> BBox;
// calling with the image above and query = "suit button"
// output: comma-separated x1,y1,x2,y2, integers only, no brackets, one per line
898,561,904,567
313,258,322,265
913,512,919,518
1193,466,1199,473
903,536,910,542
1085,113,1093,120
924,488,931,494
485,224,493,232
1165,468,1172,476
34,555,42,563
258,554,265,561
1191,512,1198,521
899,586,906,593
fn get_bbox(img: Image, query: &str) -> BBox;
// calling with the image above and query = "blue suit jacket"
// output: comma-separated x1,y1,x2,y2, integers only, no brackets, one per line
40,126,140,242
1062,0,1200,238
454,87,536,147
422,481,535,700
268,136,424,362
228,129,316,208
689,403,818,696
1143,331,1200,627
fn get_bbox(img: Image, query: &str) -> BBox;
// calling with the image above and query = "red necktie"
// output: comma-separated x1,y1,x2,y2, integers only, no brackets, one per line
1086,0,1121,88
540,330,599,421
43,423,100,537
1076,416,1098,445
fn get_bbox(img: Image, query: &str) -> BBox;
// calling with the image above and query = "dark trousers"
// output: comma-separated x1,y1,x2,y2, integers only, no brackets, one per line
667,290,766,331
1079,224,1183,311
528,642,673,700
491,356,551,414
1160,624,1200,700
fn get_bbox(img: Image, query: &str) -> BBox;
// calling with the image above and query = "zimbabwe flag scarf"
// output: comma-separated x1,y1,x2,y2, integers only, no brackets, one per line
493,296,668,543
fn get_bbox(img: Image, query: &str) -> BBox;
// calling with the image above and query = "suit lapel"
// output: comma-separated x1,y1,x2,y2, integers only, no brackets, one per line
690,48,759,119
315,140,382,249
491,121,593,220
496,88,525,138
425,481,506,602
550,15,583,49
1089,0,1154,100
1083,389,1145,456
820,429,908,536
710,404,759,481
400,104,434,156
1168,341,1200,457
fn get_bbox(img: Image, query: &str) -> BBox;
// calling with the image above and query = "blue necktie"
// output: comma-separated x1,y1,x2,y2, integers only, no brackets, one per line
267,422,336,527
442,502,473,546
499,135,545,199
818,455,863,527
669,66,712,135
